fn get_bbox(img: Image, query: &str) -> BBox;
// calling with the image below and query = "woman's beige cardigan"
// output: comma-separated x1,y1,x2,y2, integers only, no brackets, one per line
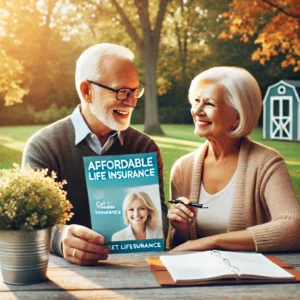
169,137,300,252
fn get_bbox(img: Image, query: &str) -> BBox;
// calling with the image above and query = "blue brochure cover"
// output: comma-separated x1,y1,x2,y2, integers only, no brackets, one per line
83,152,164,254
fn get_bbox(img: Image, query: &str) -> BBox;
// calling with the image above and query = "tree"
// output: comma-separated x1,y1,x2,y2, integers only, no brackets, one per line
0,50,28,106
0,0,82,110
161,0,210,89
63,0,167,134
219,0,300,71
107,0,168,134
158,0,231,89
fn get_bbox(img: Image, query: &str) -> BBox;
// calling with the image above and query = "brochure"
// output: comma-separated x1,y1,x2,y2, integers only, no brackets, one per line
83,152,164,254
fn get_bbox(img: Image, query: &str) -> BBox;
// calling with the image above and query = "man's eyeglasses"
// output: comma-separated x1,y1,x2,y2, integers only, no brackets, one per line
87,80,145,101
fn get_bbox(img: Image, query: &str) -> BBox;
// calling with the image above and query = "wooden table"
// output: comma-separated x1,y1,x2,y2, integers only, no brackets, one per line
1,252,300,299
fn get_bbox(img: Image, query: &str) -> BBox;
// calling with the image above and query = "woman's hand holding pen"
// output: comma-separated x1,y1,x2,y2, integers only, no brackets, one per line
167,197,196,233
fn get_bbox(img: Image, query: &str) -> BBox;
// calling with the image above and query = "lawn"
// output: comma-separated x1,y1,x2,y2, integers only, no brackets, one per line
0,125,299,200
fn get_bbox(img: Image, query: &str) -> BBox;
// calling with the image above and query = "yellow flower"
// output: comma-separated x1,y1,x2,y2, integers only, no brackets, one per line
0,164,73,230
4,200,17,219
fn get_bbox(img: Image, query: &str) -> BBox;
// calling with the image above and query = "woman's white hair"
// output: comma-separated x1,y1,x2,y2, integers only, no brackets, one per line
75,43,135,101
122,192,158,230
189,66,262,137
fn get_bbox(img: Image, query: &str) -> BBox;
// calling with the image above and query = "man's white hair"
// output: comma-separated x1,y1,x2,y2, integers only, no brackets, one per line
75,43,135,101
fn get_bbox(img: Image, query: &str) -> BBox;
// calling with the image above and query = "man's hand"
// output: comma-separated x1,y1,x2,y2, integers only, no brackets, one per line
62,224,110,265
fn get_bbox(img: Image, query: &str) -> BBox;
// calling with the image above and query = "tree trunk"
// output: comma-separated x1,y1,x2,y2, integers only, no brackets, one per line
141,47,164,135
32,0,57,110
109,0,167,135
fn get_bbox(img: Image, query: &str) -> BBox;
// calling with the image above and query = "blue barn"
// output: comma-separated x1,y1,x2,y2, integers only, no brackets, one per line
263,80,300,141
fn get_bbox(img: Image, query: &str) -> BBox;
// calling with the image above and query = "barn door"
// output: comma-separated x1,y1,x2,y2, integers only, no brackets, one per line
270,96,293,140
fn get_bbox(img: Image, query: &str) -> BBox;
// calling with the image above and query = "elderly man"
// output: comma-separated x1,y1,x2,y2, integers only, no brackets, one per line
22,43,168,265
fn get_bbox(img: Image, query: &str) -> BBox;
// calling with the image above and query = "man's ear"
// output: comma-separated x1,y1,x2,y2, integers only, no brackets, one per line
80,81,91,103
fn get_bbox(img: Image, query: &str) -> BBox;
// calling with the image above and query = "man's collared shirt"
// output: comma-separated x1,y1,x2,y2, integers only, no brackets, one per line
71,105,123,155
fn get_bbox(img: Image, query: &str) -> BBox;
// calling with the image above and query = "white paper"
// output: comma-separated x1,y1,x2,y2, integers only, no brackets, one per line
160,250,294,282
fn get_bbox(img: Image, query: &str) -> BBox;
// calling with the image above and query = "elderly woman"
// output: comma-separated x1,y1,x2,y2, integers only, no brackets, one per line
168,66,300,252
112,191,163,241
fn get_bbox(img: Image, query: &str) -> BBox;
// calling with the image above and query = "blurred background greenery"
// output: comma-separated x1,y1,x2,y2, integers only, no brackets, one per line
1,0,300,130
0,1,299,198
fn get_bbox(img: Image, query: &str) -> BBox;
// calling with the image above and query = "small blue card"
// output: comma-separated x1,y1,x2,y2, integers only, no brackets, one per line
83,152,164,253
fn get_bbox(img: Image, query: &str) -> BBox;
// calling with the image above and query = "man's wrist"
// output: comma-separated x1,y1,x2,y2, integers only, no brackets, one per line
51,225,68,257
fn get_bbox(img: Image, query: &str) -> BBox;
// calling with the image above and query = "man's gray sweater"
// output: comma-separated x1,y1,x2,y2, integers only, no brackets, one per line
22,116,168,256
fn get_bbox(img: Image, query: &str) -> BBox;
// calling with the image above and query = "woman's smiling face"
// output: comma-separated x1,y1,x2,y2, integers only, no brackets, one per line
126,198,149,225
189,82,239,140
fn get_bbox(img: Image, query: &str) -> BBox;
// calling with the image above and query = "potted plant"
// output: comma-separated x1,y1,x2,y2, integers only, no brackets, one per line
0,164,73,285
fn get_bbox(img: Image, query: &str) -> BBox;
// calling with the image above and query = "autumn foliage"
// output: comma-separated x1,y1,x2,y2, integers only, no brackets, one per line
219,0,300,71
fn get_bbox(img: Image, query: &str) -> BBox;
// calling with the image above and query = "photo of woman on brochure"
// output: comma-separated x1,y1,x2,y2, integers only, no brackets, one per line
111,191,163,241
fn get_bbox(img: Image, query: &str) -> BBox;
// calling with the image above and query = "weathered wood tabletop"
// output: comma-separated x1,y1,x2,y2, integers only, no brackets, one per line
0,252,300,299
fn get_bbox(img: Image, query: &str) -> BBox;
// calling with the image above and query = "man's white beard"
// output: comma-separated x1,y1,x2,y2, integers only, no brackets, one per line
90,101,130,131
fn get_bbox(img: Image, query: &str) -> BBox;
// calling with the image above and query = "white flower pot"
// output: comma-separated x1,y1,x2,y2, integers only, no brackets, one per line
0,227,51,285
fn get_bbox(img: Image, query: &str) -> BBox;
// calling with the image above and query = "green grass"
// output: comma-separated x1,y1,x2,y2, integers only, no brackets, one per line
0,144,22,169
0,125,299,200
0,125,44,142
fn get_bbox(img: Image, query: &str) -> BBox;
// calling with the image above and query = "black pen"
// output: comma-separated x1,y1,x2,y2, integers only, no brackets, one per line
168,200,208,209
